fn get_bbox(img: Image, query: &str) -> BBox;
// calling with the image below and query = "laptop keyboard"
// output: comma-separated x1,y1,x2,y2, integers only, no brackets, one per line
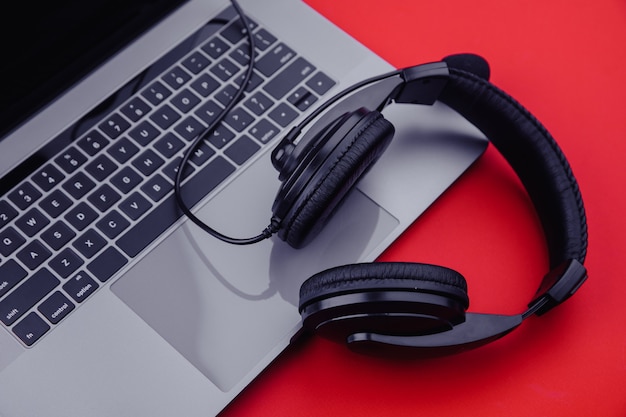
0,6,335,347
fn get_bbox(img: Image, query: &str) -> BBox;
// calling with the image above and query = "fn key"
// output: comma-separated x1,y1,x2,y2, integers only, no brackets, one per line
13,312,50,346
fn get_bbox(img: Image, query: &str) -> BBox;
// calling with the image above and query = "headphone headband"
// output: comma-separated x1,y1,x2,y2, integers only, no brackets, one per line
439,56,588,268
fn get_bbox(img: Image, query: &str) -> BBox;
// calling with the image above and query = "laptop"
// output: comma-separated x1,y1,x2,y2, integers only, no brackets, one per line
0,0,488,415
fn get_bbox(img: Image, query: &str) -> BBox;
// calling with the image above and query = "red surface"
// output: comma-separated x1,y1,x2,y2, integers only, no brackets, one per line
222,1,626,416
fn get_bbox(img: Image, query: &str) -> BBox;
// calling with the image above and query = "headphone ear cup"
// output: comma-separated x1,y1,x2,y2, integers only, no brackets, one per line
299,262,470,343
278,110,394,248
300,262,469,307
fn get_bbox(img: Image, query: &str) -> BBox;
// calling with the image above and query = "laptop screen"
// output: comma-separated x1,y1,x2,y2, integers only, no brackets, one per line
0,0,187,138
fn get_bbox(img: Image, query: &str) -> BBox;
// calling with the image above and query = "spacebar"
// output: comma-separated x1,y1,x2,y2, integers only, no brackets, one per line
116,156,235,257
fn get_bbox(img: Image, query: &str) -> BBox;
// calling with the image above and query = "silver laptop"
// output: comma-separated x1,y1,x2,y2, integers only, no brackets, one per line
0,0,487,415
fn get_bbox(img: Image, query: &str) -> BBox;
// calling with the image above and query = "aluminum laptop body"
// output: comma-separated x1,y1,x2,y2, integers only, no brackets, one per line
0,1,487,415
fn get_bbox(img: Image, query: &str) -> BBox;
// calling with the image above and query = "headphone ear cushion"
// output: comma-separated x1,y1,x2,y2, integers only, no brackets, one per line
282,111,394,248
299,262,469,311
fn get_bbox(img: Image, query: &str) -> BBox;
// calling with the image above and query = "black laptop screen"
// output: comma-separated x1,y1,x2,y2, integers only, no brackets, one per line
0,0,187,138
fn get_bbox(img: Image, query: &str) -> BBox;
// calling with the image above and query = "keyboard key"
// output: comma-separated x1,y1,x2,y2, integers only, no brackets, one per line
33,164,65,192
85,154,118,181
87,247,127,282
55,147,87,174
39,189,72,218
17,240,52,270
220,17,256,44
162,65,191,90
117,156,235,258
224,135,260,166
0,268,59,326
48,247,83,278
210,58,240,81
230,45,252,66
99,113,130,139
78,130,108,156
249,118,279,144
15,208,49,237
63,271,99,303
195,100,223,126
306,71,336,95
171,88,201,113
215,84,239,107
263,57,315,99
154,132,184,159
119,192,152,220
0,259,28,298
175,116,205,141
13,312,50,346
163,157,193,182
64,202,98,231
182,51,210,74
253,28,277,51
63,172,96,199
188,141,216,167
207,125,235,149
8,182,42,210
150,104,181,129
111,166,142,194
234,71,263,92
73,229,106,258
0,227,25,257
120,96,151,122
41,220,76,250
132,149,164,176
129,120,160,146
88,184,121,212
141,174,172,202
287,87,318,111
201,36,228,59
268,102,298,127
96,210,130,239
224,107,254,132
256,43,295,77
38,291,75,324
244,91,274,116
142,81,171,106
106,137,139,163
0,200,18,228
191,73,220,97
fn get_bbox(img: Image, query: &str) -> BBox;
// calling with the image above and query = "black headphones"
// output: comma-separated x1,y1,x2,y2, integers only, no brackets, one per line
176,44,589,357
274,53,588,357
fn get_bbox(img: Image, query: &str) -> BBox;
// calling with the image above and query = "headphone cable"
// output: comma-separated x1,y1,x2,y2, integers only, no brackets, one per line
173,0,279,245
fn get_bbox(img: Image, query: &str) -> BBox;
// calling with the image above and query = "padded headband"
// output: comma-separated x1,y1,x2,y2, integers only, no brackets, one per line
438,56,588,269
365,54,587,272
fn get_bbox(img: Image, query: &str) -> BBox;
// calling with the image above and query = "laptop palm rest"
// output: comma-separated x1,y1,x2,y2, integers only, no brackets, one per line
111,156,399,392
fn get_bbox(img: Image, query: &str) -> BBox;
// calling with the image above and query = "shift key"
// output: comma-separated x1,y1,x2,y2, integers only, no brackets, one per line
0,268,59,326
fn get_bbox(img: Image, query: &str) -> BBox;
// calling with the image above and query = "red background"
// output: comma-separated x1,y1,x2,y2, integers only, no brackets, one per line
223,1,626,415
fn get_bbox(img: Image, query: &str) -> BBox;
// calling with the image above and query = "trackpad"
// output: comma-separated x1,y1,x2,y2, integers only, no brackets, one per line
111,189,398,392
